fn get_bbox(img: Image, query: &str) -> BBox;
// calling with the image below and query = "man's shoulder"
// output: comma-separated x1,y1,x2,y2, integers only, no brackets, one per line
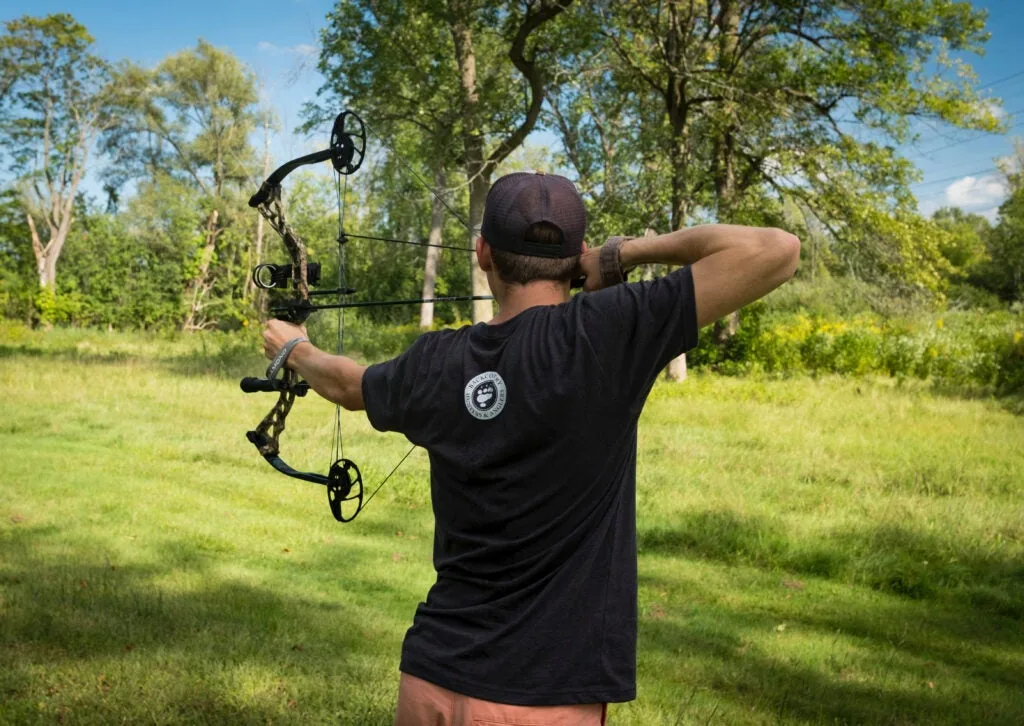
400,324,472,359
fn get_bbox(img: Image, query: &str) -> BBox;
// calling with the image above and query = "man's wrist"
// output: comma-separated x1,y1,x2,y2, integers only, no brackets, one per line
599,237,628,287
286,339,315,369
618,237,640,269
618,227,702,268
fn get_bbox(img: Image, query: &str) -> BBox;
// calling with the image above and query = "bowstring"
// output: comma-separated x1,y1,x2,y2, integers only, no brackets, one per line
331,150,419,516
335,115,496,516
332,172,348,467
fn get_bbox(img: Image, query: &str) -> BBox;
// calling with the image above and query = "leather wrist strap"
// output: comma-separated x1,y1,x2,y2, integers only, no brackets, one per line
599,236,633,287
266,336,309,380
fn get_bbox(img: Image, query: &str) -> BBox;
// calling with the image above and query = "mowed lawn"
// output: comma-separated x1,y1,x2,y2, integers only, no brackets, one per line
1,339,1022,725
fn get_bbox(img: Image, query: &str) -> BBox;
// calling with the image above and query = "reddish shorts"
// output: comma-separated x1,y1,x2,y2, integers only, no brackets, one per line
394,673,607,726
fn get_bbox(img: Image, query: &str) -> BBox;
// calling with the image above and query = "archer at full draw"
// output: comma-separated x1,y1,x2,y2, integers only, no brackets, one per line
241,109,491,524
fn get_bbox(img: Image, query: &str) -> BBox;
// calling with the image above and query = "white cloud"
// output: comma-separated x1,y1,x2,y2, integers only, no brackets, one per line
944,174,1007,209
257,41,318,58
979,99,1007,122
918,196,942,219
977,206,1000,223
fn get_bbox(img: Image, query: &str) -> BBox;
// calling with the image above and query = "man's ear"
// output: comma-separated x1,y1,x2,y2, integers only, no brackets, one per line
477,237,493,272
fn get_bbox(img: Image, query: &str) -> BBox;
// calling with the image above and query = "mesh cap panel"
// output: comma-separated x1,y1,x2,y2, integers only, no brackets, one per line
480,172,587,258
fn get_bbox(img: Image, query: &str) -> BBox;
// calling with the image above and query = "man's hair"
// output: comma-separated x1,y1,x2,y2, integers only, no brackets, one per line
490,222,580,285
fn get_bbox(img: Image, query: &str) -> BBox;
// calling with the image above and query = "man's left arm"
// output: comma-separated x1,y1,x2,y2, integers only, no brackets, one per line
262,319,366,411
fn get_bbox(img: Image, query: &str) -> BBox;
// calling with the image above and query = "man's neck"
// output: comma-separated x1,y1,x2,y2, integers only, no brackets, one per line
488,280,570,325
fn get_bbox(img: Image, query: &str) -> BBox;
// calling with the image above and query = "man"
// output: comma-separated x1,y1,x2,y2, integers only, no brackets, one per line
262,172,800,725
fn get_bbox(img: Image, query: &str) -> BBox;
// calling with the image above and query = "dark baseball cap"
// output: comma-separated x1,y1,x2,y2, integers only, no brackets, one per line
480,172,587,258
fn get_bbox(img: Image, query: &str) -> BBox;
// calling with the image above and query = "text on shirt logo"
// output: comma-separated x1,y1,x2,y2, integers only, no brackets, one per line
463,371,507,420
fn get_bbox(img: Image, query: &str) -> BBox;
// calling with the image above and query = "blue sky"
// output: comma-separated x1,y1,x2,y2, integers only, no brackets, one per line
3,0,1022,220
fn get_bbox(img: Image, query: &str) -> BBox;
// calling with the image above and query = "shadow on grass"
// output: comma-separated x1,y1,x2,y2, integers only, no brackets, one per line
0,522,408,725
639,602,1024,725
0,339,261,382
927,380,1024,417
639,509,1024,619
637,510,1024,723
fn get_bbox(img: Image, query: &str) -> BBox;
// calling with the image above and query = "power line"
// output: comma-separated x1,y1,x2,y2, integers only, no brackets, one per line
978,69,1024,91
909,113,1024,159
901,70,1024,153
912,166,1003,188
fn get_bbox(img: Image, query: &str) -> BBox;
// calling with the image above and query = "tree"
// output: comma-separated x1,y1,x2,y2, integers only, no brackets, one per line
314,0,574,323
559,1,999,283
985,145,1024,302
931,206,991,279
0,14,113,303
0,188,34,321
549,0,1000,377
103,40,260,329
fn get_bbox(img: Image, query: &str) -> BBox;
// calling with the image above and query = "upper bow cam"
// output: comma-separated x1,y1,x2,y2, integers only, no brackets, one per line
240,109,368,523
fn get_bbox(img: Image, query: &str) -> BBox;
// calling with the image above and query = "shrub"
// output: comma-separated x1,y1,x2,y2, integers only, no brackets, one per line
694,308,1023,393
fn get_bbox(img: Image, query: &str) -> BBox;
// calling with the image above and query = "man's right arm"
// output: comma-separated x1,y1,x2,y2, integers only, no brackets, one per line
584,225,801,328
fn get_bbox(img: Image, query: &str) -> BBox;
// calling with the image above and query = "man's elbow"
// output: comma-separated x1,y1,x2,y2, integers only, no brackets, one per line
763,228,801,281
337,381,365,412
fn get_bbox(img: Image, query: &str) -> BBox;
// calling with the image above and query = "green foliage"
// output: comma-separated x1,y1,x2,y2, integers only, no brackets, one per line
984,178,1024,302
691,308,1024,395
56,208,185,328
764,276,931,318
0,188,34,320
0,7,1018,339
559,0,998,292
931,206,991,276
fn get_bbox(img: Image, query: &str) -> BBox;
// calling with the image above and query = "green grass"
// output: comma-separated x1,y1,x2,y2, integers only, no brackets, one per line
1,331,1022,724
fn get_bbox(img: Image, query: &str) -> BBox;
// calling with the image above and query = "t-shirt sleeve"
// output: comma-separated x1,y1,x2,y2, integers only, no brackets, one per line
361,333,437,440
578,266,699,406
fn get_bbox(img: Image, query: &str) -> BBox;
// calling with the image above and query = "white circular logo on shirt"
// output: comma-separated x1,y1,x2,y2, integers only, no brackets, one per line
464,371,507,420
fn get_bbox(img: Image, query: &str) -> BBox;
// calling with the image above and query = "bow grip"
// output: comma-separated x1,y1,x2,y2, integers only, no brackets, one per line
240,377,311,395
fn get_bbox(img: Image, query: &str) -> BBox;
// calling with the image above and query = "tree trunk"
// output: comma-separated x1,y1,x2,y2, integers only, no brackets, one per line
420,166,447,328
248,121,272,310
449,4,493,323
183,209,220,331
448,0,568,322
712,0,742,347
468,172,492,323
27,213,48,290
655,225,687,382
666,351,688,381
27,210,71,291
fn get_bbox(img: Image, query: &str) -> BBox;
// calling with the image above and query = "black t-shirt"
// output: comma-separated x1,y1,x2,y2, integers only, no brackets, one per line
362,267,699,706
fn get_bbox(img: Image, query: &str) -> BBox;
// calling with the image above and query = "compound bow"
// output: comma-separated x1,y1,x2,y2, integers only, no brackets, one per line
241,109,490,522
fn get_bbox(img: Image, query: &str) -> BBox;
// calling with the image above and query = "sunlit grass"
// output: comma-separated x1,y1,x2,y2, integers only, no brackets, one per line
1,334,1022,724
